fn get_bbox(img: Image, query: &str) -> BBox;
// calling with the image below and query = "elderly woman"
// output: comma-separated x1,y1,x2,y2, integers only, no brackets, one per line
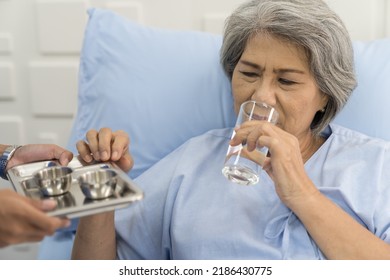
72,0,390,259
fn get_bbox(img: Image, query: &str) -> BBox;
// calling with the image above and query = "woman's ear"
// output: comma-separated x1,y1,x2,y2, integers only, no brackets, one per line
319,93,329,112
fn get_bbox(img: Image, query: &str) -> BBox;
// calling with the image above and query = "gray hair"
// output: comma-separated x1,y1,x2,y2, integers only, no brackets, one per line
221,0,357,135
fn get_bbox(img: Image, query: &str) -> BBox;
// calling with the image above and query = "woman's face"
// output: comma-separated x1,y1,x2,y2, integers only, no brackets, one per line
232,34,328,140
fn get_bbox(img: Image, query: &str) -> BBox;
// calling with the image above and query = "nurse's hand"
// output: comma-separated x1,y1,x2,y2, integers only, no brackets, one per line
76,128,134,173
0,189,70,248
7,144,73,168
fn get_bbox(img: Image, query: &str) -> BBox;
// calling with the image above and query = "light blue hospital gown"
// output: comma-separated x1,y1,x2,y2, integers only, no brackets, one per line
115,123,390,259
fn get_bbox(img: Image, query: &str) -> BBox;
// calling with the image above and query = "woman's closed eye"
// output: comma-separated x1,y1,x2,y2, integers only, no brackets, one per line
240,71,258,78
278,78,297,85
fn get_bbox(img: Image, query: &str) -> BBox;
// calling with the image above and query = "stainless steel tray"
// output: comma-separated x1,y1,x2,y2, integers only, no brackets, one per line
6,157,144,218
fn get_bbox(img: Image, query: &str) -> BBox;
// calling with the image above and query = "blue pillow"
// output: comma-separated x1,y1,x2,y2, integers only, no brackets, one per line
333,39,390,140
67,8,235,178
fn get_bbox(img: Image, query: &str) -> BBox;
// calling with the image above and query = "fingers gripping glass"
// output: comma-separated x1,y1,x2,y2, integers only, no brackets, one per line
222,101,279,185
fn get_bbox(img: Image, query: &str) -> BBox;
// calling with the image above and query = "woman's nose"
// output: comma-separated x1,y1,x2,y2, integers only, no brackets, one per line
251,84,276,106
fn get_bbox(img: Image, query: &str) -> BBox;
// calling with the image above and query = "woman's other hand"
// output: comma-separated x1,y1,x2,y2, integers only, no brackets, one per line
76,128,134,173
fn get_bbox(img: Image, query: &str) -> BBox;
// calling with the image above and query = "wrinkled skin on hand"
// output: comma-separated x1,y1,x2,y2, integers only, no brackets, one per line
76,128,134,173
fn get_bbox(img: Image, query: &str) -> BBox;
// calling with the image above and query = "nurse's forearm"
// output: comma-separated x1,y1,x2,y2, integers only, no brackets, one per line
291,191,390,259
71,212,116,260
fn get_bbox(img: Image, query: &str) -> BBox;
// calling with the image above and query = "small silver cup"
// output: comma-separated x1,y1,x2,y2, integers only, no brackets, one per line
33,166,73,196
78,169,117,200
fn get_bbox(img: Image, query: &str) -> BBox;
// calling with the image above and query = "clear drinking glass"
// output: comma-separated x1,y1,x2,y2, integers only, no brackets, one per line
222,101,279,185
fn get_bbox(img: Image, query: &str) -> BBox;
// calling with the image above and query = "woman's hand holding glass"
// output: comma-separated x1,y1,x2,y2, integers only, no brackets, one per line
76,128,134,173
230,121,318,207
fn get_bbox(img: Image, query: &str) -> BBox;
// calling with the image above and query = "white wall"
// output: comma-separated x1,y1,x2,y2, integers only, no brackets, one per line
0,0,389,259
